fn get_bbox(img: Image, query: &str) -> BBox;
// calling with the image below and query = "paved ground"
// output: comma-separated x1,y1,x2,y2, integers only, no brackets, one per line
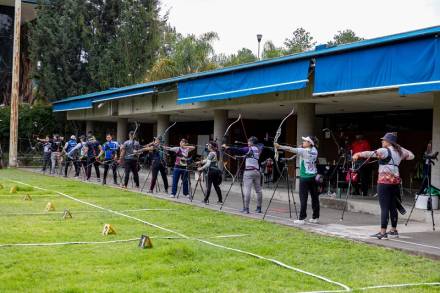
27,166,440,259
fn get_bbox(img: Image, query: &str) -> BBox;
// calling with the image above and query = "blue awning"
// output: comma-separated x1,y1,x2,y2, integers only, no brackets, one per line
177,60,310,104
399,81,440,95
93,88,155,103
314,37,440,95
52,87,155,112
53,99,93,112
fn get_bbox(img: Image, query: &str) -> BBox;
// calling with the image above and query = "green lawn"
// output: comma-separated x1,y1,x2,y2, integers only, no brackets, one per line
0,169,439,292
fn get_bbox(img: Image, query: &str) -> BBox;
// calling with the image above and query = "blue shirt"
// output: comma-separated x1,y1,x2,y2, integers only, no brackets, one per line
103,141,119,160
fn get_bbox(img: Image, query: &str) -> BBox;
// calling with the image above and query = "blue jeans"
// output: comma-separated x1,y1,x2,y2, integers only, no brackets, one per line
172,167,189,196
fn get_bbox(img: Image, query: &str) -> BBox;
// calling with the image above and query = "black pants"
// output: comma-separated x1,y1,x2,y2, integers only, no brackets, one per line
64,157,79,177
205,168,222,202
150,160,168,191
378,184,401,229
299,177,319,220
103,161,118,184
86,157,100,180
42,152,51,172
124,159,139,187
78,158,87,176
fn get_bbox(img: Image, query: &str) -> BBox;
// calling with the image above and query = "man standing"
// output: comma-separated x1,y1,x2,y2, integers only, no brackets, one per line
83,134,102,181
37,135,52,173
50,134,63,175
351,134,371,196
63,135,78,177
99,133,119,185
144,136,169,193
119,131,141,188
223,136,263,214
67,135,87,178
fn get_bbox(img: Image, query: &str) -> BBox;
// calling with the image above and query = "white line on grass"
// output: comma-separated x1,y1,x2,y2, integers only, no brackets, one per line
389,238,440,251
0,208,176,217
0,234,249,248
7,178,351,292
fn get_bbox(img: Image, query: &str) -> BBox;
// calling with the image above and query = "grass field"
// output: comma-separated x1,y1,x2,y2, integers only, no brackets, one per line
1,169,440,292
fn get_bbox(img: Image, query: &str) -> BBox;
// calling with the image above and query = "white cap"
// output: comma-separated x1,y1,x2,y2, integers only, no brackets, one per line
70,135,76,140
301,136,314,146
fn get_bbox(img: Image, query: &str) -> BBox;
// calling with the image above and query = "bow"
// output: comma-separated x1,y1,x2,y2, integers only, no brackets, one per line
273,108,295,175
132,121,140,140
220,114,245,169
159,121,177,144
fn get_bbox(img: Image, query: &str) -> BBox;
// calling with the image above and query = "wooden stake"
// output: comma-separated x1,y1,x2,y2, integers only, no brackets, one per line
9,0,22,168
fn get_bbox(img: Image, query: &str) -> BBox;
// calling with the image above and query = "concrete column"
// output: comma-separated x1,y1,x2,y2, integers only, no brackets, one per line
116,118,128,142
157,114,170,144
86,121,94,135
213,109,228,143
432,93,440,188
294,103,316,189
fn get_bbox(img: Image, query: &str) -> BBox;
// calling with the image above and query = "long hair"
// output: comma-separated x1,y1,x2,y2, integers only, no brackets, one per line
391,142,403,157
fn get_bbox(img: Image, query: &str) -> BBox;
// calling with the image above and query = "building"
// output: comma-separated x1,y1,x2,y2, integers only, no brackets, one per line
53,26,440,191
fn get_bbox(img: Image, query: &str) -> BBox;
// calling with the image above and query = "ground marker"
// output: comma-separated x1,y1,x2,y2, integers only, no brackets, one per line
102,224,116,235
62,209,72,219
10,185,17,193
45,202,55,211
23,194,32,201
138,234,153,249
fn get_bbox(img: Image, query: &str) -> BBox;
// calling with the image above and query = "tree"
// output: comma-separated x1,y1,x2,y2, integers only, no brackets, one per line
219,48,257,67
261,41,284,59
148,32,219,81
29,0,92,101
283,27,316,54
29,0,164,101
327,29,364,46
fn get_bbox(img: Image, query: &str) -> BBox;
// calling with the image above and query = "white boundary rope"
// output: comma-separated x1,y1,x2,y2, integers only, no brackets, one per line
6,178,350,292
0,208,176,217
0,234,250,248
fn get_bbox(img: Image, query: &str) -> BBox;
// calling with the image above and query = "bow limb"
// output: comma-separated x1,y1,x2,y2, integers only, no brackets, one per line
160,121,177,142
220,114,242,177
273,108,295,175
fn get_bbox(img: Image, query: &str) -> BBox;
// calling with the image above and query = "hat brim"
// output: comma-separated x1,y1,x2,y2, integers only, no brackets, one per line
301,136,314,145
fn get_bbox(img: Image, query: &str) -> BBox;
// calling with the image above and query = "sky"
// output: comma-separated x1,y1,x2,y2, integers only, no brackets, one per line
160,0,440,56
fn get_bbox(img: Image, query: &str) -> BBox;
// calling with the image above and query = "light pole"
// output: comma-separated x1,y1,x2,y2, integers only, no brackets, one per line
257,34,263,60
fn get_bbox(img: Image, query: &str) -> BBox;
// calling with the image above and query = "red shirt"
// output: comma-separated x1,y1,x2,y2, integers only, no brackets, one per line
351,139,371,154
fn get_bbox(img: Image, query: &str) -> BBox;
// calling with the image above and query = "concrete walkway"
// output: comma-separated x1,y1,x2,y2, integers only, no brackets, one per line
27,167,440,259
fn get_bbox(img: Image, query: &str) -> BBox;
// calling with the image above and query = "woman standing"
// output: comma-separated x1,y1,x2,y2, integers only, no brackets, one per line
353,132,414,239
197,141,222,204
274,136,319,224
165,138,196,198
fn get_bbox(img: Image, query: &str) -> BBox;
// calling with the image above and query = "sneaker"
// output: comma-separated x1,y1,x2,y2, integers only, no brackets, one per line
148,189,154,193
96,178,101,182
113,181,118,185
217,201,223,204
255,207,262,213
203,199,209,205
370,232,388,240
240,208,250,214
102,180,106,185
169,194,176,198
183,194,189,198
309,218,319,224
294,219,305,225
387,230,399,238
